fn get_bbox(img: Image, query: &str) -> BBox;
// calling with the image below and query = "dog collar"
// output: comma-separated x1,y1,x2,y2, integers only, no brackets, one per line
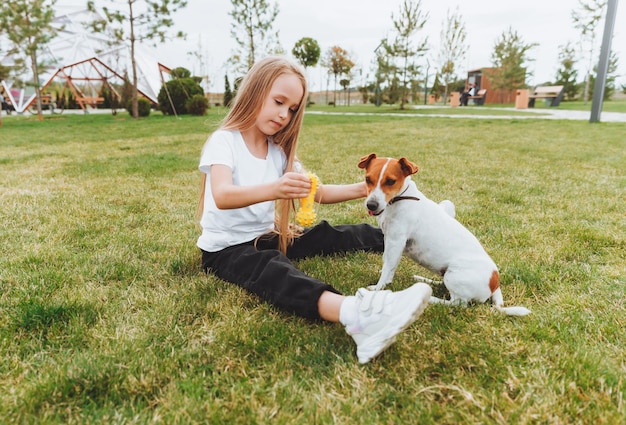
370,195,420,216
388,195,420,205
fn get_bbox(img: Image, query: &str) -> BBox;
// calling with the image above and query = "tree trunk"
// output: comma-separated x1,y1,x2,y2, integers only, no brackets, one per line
30,51,43,121
129,0,139,118
325,73,329,105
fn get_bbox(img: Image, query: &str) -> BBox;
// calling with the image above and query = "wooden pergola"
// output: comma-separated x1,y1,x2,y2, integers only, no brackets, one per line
28,57,171,112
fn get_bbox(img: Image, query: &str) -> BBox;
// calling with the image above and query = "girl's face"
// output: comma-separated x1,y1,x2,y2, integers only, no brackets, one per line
256,73,304,136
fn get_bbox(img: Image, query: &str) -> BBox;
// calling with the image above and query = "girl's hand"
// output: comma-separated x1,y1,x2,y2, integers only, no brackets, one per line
275,172,311,199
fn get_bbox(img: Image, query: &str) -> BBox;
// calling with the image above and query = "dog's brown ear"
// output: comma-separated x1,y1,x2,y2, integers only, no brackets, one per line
399,157,419,176
358,153,377,169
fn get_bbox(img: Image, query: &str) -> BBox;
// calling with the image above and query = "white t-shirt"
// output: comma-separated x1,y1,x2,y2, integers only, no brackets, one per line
196,129,287,252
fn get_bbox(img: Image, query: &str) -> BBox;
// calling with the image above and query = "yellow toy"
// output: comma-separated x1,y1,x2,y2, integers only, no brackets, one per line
296,173,319,227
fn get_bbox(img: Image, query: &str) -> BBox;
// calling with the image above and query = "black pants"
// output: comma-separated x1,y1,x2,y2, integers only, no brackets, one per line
201,221,384,320
460,92,469,106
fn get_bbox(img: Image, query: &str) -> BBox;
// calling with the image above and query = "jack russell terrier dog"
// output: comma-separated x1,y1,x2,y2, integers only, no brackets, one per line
358,153,531,316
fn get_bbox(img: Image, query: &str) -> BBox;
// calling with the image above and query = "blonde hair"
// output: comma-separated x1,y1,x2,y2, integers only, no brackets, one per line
198,55,309,254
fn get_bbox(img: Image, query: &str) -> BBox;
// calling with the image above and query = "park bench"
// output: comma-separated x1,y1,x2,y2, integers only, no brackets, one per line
467,88,487,105
528,85,564,107
26,94,56,114
76,96,105,108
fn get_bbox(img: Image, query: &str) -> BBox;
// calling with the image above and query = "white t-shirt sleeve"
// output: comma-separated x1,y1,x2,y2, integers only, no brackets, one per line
199,130,235,174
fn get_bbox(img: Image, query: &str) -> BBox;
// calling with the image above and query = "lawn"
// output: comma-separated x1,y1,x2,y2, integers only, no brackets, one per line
0,108,624,424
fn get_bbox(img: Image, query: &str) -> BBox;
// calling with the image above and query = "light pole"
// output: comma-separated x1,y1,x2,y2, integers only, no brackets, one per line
590,0,619,123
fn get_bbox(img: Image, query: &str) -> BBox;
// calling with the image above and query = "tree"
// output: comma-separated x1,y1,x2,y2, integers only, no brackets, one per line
572,0,607,103
292,37,321,69
187,35,211,92
490,27,537,102
340,78,350,106
322,46,354,106
120,71,134,110
0,0,59,121
229,0,279,73
87,0,188,118
555,43,579,100
437,7,467,105
373,44,390,106
223,75,233,107
429,73,445,100
358,84,370,104
384,0,429,109
0,62,9,82
373,40,403,106
588,51,619,100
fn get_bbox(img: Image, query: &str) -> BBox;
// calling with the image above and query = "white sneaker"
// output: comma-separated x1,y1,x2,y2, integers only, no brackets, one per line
345,283,432,364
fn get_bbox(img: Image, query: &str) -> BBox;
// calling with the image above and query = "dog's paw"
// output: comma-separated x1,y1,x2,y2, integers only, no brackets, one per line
429,296,446,304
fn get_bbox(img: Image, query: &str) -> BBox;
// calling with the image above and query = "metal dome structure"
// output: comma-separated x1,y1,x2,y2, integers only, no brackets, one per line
0,6,171,114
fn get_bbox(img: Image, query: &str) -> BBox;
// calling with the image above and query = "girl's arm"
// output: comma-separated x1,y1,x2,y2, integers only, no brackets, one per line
315,182,367,204
211,164,312,209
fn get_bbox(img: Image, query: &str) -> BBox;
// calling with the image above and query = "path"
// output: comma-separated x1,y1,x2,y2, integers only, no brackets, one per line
307,106,626,123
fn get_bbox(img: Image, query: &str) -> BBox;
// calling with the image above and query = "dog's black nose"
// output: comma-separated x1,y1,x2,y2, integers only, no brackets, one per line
366,200,378,211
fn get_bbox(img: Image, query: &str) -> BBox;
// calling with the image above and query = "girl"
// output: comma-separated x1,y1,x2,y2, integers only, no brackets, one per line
197,56,431,364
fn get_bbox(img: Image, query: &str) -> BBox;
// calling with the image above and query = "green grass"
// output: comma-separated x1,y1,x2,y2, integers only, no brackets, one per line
535,98,626,113
1,109,625,424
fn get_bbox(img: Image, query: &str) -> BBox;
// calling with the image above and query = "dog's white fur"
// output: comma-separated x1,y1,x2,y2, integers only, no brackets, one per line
358,153,530,316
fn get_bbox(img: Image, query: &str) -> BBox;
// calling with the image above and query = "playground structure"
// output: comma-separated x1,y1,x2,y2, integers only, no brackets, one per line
0,6,171,114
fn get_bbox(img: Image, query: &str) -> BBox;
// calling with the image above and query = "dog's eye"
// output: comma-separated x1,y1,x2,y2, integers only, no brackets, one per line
384,178,396,186
365,176,372,184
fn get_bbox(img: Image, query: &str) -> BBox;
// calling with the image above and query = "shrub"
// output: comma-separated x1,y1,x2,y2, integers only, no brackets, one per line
58,89,78,110
100,84,112,108
158,78,204,115
126,97,151,117
186,94,209,116
170,67,191,79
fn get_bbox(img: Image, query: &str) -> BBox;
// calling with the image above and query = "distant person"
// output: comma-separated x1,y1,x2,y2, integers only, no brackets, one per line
0,93,13,114
460,82,478,106
196,55,432,364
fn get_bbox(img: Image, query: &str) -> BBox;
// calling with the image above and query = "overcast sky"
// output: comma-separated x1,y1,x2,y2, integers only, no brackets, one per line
59,0,625,92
